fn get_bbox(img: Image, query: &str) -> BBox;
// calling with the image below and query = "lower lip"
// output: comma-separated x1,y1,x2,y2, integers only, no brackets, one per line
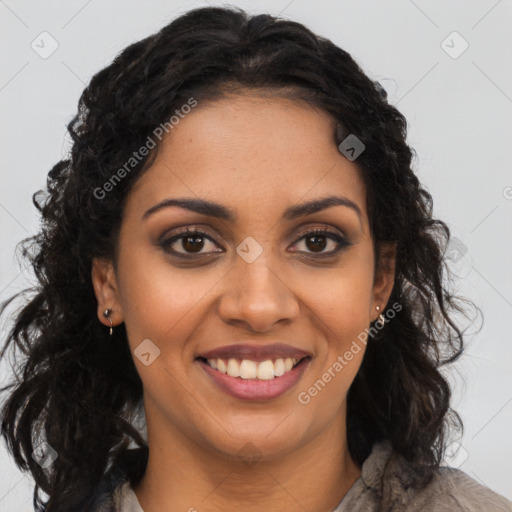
197,358,311,401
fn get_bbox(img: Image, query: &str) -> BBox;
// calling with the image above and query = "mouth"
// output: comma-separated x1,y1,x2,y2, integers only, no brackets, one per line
195,355,310,379
195,355,312,401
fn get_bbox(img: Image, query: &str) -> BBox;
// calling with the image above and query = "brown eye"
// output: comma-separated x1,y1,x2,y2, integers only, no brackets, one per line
158,227,351,261
159,229,222,257
180,233,206,253
291,229,351,257
303,233,328,252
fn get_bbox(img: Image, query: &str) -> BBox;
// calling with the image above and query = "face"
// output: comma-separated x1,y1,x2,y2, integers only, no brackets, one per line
92,93,395,463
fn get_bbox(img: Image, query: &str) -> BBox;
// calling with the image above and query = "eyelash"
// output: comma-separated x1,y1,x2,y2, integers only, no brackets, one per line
158,227,351,260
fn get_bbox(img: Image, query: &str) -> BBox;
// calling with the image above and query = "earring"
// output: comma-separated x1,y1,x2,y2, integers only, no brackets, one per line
103,308,113,336
375,305,385,327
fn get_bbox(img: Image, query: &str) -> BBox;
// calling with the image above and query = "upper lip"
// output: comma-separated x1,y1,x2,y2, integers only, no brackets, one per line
196,343,312,362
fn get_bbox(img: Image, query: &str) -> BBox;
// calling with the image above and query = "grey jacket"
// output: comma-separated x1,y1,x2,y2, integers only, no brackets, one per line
51,441,512,511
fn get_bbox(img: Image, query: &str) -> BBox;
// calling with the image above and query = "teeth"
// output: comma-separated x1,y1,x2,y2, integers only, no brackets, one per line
257,360,274,380
274,358,285,377
227,358,240,377
217,359,227,373
240,359,257,379
206,357,302,380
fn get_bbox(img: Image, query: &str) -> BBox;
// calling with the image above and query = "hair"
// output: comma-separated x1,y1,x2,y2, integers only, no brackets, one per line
0,5,476,512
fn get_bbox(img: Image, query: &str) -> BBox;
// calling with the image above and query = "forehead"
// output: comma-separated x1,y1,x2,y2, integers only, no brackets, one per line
125,94,368,228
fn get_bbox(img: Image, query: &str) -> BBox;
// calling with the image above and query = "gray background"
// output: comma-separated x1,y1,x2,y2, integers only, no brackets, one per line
1,0,511,509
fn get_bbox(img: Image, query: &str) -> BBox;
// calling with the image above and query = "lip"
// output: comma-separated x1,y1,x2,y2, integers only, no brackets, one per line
196,343,312,362
197,356,311,401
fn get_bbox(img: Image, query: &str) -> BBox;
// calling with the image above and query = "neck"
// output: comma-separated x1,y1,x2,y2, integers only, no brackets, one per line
134,403,361,512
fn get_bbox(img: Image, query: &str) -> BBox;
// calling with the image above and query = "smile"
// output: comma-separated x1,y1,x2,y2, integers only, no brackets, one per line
196,356,312,401
204,356,303,379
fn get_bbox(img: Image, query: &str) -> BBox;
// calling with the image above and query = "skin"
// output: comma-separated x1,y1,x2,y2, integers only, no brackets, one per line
91,92,396,512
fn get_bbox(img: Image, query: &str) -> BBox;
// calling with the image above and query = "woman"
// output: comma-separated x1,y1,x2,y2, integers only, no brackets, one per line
1,5,510,512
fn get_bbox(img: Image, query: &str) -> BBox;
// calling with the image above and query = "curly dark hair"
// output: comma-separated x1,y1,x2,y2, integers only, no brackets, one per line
0,5,475,512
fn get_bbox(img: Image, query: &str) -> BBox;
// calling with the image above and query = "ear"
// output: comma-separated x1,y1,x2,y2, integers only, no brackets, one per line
370,242,397,322
91,257,123,329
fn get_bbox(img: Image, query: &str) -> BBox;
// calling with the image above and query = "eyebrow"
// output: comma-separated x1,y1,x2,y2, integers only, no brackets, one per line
142,195,362,224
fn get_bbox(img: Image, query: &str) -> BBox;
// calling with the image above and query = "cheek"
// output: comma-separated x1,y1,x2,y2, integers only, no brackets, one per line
299,296,368,413
301,250,373,387
306,255,374,333
115,244,213,359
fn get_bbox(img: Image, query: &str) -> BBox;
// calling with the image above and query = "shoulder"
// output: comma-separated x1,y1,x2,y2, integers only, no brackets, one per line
421,467,512,512
359,441,512,512
39,448,147,511
40,467,129,512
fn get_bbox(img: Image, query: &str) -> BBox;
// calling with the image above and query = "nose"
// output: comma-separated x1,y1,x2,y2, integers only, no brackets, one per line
217,255,300,333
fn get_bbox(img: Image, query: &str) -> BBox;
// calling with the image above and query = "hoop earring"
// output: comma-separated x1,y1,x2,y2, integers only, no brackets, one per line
375,305,385,328
103,308,113,336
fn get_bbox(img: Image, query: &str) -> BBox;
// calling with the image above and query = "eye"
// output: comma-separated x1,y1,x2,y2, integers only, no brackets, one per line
158,228,222,258
290,228,351,258
158,226,351,259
